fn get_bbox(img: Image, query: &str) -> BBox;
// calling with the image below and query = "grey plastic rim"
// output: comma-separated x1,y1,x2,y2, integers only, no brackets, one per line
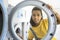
9,0,56,40
0,0,8,40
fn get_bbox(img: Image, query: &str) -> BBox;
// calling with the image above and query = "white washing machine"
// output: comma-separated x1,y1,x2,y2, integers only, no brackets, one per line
8,0,56,40
0,0,8,40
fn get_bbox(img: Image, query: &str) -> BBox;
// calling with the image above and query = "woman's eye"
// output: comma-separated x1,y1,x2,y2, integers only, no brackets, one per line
37,14,41,16
33,14,36,16
37,14,40,16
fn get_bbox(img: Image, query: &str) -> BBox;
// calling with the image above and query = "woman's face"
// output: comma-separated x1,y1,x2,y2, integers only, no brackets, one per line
32,10,42,24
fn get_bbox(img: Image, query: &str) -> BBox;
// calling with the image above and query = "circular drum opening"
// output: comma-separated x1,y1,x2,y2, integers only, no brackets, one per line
9,0,56,40
0,5,3,36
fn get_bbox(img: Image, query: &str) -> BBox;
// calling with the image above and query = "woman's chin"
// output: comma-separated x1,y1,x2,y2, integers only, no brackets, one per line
35,22,39,24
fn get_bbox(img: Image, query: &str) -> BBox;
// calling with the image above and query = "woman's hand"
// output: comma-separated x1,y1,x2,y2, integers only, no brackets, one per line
46,4,53,9
46,4,60,24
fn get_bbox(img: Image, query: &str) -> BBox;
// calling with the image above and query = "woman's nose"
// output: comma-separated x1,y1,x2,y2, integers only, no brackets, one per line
35,16,38,19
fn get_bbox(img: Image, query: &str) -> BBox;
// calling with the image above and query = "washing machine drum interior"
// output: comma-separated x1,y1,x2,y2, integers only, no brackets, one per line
0,5,3,36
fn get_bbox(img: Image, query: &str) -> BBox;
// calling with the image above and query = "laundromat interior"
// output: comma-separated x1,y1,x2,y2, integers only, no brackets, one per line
0,0,60,40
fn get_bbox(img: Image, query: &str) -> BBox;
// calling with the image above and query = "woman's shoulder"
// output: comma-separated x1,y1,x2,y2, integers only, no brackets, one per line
42,19,48,23
41,19,48,25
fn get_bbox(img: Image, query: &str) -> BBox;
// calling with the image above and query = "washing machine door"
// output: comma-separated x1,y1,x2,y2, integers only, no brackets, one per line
0,0,8,40
9,0,56,40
